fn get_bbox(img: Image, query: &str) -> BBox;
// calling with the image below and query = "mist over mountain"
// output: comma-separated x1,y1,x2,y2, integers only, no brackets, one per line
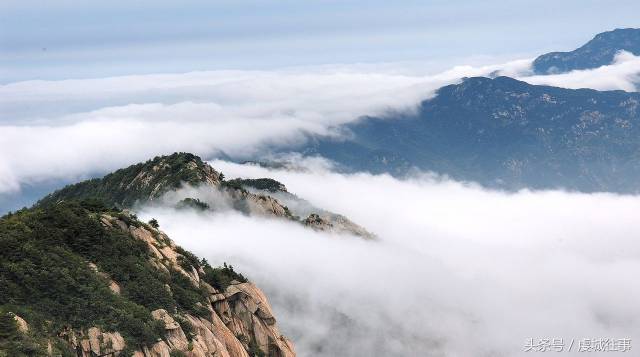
3,9,640,357
297,76,640,192
39,153,373,238
533,28,640,74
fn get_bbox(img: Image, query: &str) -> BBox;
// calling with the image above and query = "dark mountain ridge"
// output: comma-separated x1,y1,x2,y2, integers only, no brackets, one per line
301,76,640,192
532,28,640,74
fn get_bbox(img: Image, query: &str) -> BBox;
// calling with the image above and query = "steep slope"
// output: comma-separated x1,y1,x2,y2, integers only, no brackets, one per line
37,153,222,208
39,153,373,238
532,28,640,74
0,199,295,357
303,76,640,192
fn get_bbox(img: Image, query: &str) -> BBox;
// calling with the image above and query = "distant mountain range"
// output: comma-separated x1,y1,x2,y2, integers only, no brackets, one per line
533,28,640,74
271,29,640,192
296,76,640,192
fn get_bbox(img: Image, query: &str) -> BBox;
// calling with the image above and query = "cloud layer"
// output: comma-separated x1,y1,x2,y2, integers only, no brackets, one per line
521,51,640,91
139,161,640,356
0,55,639,197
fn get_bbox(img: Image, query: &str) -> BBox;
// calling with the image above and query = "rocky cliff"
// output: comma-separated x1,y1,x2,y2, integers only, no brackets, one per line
0,200,295,357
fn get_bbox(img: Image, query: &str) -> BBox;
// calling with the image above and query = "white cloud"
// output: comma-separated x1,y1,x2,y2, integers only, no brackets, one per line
0,55,638,195
139,161,640,357
0,61,523,193
519,51,640,91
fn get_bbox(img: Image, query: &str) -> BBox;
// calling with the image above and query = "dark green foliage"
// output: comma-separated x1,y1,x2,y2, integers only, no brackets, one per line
176,198,210,211
148,218,159,228
0,200,222,350
1,193,253,354
201,262,248,292
174,315,195,341
176,246,202,271
0,309,65,357
170,350,187,357
220,180,247,193
168,270,209,318
225,178,287,193
226,178,287,192
37,152,215,208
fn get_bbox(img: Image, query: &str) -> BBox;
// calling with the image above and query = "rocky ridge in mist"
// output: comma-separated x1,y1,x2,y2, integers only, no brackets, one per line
38,153,373,239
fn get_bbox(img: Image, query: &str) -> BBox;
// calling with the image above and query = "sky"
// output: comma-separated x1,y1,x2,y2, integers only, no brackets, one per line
1,0,639,82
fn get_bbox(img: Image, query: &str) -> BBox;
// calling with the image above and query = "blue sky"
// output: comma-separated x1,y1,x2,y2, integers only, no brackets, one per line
1,0,639,82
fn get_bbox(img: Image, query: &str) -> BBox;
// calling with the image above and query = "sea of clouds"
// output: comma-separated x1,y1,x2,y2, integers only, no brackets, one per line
138,159,640,356
2,47,640,356
1,52,639,197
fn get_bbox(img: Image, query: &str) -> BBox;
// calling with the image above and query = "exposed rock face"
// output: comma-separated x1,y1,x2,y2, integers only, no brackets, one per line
97,212,295,357
213,283,295,357
303,213,375,239
232,177,375,238
58,327,126,357
223,186,292,218
13,315,29,333
29,211,296,357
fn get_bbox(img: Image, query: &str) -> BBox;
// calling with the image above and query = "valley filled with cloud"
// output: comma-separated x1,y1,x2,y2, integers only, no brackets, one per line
1,54,639,199
3,2,640,356
138,159,640,356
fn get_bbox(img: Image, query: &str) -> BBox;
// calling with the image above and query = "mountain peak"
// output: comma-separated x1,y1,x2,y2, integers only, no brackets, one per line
37,153,375,238
38,152,222,208
435,76,536,102
532,27,640,74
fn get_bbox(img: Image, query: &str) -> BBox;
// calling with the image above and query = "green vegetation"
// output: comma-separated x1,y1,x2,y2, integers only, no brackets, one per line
221,179,248,193
176,246,202,272
0,201,169,348
148,218,159,228
37,152,217,208
201,261,248,291
176,197,210,211
248,339,266,357
0,198,241,353
174,315,195,341
169,350,187,357
0,311,48,357
225,178,287,193
0,152,270,355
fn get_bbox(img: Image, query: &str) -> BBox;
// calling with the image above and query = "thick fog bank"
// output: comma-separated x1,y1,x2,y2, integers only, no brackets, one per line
3,53,640,197
139,161,640,356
